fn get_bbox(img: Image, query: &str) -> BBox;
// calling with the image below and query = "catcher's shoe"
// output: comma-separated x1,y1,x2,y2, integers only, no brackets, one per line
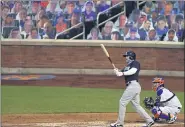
110,122,123,127
152,116,162,122
167,115,177,124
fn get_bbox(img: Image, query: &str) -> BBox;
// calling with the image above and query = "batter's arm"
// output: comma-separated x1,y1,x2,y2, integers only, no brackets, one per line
123,68,137,76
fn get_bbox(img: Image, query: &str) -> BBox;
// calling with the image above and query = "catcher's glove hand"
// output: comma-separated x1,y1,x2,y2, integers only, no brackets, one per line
143,97,154,110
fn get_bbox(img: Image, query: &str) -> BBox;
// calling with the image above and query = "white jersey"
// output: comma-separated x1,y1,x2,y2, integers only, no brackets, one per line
158,87,182,108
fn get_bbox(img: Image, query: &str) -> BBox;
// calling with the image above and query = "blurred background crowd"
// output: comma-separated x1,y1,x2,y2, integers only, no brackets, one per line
1,0,185,42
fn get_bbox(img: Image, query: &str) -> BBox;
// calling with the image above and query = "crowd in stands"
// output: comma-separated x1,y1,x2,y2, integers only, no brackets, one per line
1,0,185,42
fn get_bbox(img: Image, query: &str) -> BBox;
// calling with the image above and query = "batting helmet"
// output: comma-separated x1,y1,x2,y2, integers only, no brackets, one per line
152,77,164,91
123,51,136,60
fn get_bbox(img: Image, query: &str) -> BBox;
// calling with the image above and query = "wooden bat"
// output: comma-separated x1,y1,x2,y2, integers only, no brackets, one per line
100,44,116,69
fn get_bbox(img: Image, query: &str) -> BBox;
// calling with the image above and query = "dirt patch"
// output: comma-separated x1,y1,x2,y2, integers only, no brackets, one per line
2,113,184,127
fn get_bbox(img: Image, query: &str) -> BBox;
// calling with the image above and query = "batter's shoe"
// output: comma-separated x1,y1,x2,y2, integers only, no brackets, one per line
146,121,154,127
141,121,154,127
167,115,177,124
110,122,123,127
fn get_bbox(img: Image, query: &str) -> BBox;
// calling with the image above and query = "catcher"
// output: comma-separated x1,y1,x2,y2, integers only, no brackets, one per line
143,77,182,124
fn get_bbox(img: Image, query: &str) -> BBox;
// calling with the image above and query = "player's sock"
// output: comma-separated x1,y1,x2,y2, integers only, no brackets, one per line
159,113,170,120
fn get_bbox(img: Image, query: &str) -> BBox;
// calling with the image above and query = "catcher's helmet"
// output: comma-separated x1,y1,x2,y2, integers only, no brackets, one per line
152,77,164,91
123,51,136,60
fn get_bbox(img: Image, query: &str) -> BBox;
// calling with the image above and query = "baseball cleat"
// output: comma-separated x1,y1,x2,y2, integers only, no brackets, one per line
152,116,162,122
167,115,177,124
110,122,123,127
141,121,154,127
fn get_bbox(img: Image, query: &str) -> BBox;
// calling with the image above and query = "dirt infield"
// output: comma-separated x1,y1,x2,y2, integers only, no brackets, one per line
2,75,184,127
2,113,184,127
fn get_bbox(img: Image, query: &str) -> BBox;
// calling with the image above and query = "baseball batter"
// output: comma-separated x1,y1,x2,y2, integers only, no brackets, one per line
144,77,182,124
111,51,154,127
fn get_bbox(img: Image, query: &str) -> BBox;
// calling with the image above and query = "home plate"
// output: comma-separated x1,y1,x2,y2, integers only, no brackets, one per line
2,121,184,127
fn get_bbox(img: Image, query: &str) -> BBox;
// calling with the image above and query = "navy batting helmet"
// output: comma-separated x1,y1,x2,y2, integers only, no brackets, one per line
123,51,136,60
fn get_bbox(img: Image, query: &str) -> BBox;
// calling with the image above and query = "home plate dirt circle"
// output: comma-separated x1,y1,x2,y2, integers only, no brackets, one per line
2,121,185,127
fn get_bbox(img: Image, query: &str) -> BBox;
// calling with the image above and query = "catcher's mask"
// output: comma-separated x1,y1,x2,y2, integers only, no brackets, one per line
152,77,164,91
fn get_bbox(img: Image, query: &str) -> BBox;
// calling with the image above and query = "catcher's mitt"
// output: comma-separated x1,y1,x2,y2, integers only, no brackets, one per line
143,97,154,110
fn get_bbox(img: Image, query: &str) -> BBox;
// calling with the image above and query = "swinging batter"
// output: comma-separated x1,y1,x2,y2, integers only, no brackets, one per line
111,51,154,127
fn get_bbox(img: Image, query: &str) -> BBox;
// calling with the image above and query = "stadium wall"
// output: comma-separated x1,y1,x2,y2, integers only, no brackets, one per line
1,40,184,77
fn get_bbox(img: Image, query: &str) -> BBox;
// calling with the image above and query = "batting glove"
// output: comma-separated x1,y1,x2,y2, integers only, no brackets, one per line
114,68,123,77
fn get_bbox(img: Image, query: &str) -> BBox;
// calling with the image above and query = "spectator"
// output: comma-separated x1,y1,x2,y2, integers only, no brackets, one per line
64,1,76,20
20,20,33,39
96,0,110,13
151,10,158,27
174,1,184,13
16,8,27,21
11,1,23,14
59,0,66,11
31,1,41,15
37,15,50,29
8,27,22,39
96,0,110,32
2,14,14,27
6,1,14,12
28,27,41,39
57,12,82,39
114,14,128,38
155,1,166,15
35,9,46,21
138,19,153,40
111,27,122,40
88,27,102,40
136,12,147,29
55,14,67,34
146,29,159,41
82,1,96,22
155,16,168,39
42,21,56,39
123,21,134,38
102,21,114,40
1,6,10,22
128,8,141,24
76,0,86,10
114,14,127,29
142,1,154,17
46,0,62,18
160,1,176,15
163,29,178,42
163,2,176,28
70,11,80,27
173,14,184,41
125,27,140,40
40,1,49,9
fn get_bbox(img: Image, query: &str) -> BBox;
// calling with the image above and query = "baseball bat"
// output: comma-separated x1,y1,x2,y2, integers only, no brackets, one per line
100,44,116,69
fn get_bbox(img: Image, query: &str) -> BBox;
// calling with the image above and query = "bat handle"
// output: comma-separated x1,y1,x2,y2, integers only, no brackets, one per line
112,64,116,69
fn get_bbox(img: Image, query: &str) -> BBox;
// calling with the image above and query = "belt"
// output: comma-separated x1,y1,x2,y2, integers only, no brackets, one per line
126,80,138,86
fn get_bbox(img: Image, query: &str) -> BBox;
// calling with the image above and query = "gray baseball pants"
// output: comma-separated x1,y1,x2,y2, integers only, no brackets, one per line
116,80,153,125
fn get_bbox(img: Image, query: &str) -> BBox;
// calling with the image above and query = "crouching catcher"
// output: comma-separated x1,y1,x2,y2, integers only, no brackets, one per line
143,77,182,124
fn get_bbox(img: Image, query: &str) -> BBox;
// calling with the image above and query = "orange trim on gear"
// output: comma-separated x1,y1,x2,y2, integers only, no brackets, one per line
154,113,160,118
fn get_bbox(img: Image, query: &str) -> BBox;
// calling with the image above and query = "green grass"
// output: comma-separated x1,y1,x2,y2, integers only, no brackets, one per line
2,86,184,114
